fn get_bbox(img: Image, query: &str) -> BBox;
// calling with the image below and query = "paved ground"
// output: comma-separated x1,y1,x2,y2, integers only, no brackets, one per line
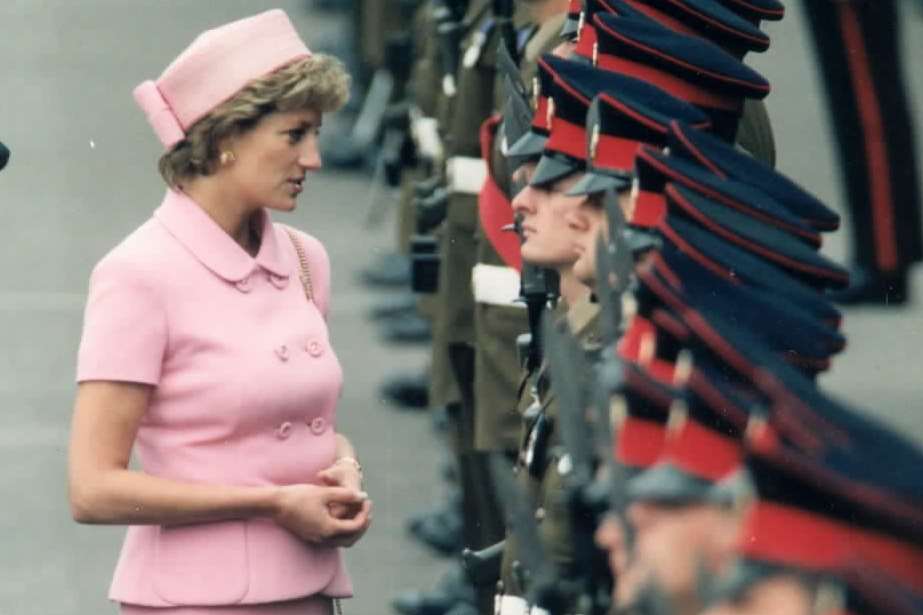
0,3,920,615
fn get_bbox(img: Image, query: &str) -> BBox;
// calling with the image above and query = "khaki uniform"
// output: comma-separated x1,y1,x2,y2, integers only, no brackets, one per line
500,297,602,603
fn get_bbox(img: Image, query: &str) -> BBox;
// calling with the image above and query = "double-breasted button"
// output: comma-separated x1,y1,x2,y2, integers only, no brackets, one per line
309,417,326,435
268,273,289,290
276,421,293,440
305,339,323,357
235,276,253,293
275,344,290,362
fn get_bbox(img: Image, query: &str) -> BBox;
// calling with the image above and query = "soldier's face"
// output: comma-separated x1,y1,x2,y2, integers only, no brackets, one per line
219,108,323,213
625,501,742,610
594,514,632,606
511,164,586,268
701,575,816,615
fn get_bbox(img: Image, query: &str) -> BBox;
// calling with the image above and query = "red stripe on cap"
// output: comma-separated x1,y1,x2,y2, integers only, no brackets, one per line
638,147,822,246
478,115,523,271
596,54,742,112
838,4,898,271
739,502,923,592
629,0,769,47
668,120,728,179
595,135,643,172
632,189,668,227
622,0,700,38
616,416,667,468
666,419,742,481
664,184,849,285
657,219,739,281
547,116,588,161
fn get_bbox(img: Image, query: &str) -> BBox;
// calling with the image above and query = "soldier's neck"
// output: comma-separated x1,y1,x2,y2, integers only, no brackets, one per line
529,0,569,25
557,266,591,310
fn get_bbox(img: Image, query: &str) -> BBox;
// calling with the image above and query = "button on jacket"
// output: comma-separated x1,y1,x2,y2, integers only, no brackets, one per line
76,189,352,607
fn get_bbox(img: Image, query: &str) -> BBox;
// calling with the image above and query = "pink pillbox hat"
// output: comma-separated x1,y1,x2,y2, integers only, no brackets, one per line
133,9,311,149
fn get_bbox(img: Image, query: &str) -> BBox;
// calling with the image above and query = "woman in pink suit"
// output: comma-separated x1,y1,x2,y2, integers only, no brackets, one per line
68,10,370,614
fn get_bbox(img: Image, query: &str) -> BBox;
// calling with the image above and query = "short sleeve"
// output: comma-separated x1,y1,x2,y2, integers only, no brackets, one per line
76,256,167,385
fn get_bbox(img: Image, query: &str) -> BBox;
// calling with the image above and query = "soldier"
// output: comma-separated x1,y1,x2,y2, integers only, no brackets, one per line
804,0,922,305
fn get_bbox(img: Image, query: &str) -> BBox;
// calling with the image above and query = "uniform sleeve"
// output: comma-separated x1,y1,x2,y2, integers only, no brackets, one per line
76,255,167,385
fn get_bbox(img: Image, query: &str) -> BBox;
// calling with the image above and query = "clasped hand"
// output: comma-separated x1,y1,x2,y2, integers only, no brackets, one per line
274,461,371,548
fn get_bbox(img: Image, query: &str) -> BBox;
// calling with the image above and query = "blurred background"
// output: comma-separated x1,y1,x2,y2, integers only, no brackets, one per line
0,2,920,614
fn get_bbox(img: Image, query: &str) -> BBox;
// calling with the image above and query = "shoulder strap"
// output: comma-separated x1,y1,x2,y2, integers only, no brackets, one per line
283,227,314,304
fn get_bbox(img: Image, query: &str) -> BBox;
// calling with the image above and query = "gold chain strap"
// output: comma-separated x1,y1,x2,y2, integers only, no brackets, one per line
287,227,338,615
284,227,314,303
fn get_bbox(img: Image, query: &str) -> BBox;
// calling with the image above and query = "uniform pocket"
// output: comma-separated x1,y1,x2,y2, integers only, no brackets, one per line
153,520,249,605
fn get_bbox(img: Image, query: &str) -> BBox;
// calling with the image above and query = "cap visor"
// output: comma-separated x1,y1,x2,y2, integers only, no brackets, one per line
627,462,713,504
530,154,580,188
560,17,579,39
566,171,631,196
506,130,548,159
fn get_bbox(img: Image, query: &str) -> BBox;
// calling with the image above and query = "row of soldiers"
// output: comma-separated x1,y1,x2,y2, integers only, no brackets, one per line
349,1,923,614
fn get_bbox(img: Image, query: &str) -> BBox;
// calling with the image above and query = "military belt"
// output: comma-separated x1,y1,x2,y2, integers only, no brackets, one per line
471,263,525,307
447,155,488,194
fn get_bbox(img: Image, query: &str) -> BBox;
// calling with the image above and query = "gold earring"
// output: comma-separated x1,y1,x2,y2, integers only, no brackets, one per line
220,151,236,166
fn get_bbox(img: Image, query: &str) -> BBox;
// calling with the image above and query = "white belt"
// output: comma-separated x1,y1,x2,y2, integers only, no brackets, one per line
494,595,551,615
410,111,443,162
447,155,488,195
472,264,525,308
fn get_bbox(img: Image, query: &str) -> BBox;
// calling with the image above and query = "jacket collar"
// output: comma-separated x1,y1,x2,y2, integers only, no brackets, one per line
154,188,291,282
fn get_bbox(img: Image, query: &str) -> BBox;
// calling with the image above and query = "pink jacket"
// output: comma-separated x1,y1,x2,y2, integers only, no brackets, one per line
76,189,352,607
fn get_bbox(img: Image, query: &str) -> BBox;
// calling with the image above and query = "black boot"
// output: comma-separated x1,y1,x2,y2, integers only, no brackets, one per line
830,265,910,306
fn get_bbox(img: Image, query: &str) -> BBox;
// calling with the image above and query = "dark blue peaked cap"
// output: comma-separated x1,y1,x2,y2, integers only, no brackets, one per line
565,78,711,196
668,120,840,231
590,12,770,103
636,145,822,246
678,305,923,505
531,55,713,186
602,0,770,57
651,246,846,359
714,0,784,24
657,217,843,327
664,183,850,289
638,253,844,374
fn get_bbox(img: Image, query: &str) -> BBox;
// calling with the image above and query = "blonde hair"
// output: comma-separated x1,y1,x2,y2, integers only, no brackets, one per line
158,53,350,187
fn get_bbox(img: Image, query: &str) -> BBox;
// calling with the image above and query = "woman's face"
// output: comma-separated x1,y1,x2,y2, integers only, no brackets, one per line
511,164,586,268
223,108,322,212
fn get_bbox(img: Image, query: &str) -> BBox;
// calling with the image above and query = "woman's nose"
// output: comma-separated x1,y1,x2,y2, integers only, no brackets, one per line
298,139,322,170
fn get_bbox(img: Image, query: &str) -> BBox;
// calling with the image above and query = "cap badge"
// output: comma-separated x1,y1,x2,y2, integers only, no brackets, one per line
546,97,556,130
589,123,600,163
532,77,540,111
592,41,599,67
576,10,586,43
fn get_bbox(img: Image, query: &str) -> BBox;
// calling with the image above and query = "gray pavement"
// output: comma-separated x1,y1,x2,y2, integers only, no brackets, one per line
0,2,921,615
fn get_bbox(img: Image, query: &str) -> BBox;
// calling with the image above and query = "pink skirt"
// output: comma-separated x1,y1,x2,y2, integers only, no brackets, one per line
119,596,334,615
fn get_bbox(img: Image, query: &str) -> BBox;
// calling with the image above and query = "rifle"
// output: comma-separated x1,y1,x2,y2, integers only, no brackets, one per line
488,454,571,613
542,318,613,615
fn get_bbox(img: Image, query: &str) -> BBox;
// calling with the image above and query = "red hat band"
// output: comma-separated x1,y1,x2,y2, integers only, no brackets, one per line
546,116,588,161
616,415,667,468
739,501,923,593
632,188,668,228
666,418,742,481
